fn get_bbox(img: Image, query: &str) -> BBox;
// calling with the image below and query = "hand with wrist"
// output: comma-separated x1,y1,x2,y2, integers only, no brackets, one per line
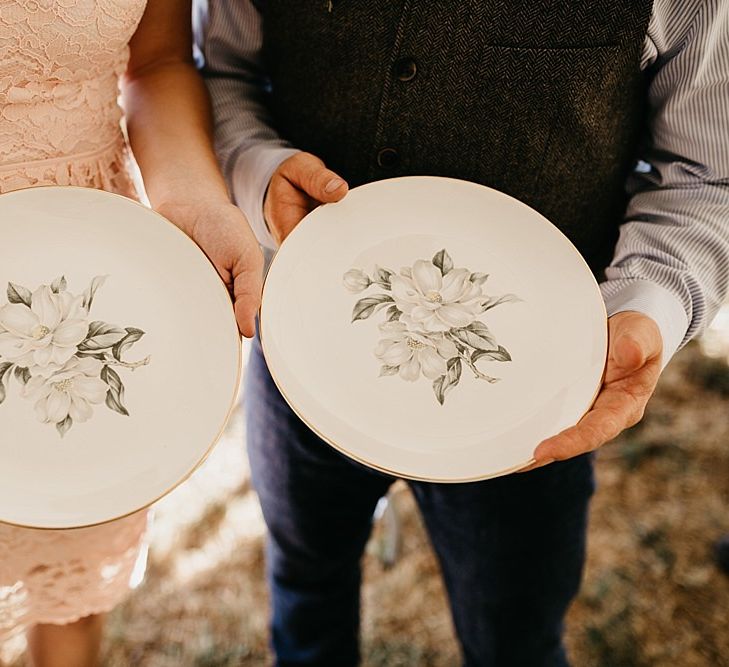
523,310,663,470
156,196,264,338
263,152,349,245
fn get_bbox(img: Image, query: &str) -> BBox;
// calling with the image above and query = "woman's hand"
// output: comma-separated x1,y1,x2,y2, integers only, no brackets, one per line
158,199,264,338
122,1,264,339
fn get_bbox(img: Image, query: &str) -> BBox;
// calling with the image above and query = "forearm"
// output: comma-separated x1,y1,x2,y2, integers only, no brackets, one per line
122,61,233,232
195,0,298,249
601,181,729,366
603,0,729,367
205,76,298,249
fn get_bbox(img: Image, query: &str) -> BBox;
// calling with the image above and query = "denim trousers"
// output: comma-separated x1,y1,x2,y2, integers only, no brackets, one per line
246,337,594,667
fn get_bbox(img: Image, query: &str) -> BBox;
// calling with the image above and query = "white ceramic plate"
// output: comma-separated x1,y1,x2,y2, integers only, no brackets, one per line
0,187,240,528
261,177,607,482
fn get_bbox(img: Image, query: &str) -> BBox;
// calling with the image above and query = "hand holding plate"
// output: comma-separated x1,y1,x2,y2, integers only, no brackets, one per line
264,152,348,245
526,311,663,469
159,200,264,338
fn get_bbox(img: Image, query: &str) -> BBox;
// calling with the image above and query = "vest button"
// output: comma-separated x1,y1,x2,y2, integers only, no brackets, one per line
377,147,399,168
393,57,418,82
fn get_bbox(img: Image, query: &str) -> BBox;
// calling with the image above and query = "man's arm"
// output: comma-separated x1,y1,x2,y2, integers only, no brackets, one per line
193,0,347,249
600,0,729,367
532,0,729,466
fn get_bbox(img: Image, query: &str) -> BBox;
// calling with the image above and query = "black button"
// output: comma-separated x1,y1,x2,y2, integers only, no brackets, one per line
394,57,417,82
377,147,399,168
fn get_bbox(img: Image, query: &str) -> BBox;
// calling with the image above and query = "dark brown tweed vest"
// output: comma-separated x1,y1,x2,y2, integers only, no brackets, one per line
261,1,654,275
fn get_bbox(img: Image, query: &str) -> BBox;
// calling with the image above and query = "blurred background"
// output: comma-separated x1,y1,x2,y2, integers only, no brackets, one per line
2,310,729,666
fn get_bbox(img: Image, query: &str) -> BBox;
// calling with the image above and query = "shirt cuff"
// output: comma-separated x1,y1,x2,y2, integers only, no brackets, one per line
599,279,690,370
230,144,301,251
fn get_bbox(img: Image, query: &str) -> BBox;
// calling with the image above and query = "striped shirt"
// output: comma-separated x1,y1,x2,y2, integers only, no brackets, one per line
194,0,729,367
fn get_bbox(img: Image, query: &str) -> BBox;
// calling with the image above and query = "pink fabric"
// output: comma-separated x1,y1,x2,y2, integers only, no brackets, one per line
0,0,150,638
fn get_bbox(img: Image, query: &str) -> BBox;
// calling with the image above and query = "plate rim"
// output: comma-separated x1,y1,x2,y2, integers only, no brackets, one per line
260,176,608,482
0,185,242,530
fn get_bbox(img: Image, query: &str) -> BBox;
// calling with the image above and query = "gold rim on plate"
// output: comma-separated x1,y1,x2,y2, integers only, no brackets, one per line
259,177,608,483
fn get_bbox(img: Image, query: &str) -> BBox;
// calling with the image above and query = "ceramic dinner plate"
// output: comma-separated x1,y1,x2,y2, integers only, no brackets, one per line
0,187,240,529
261,176,607,482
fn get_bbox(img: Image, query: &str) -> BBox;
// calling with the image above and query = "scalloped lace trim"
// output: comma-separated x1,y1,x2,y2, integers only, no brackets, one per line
0,511,149,640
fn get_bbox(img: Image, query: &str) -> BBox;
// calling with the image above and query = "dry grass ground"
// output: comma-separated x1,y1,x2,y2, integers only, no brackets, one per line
3,332,729,666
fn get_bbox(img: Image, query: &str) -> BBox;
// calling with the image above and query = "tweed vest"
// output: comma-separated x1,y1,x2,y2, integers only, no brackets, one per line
261,1,654,274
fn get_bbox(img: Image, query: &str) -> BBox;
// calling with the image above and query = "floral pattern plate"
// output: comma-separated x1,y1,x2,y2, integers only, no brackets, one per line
0,187,240,528
260,177,607,482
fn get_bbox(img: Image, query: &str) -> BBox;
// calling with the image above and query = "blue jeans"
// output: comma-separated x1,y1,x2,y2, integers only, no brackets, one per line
246,337,594,667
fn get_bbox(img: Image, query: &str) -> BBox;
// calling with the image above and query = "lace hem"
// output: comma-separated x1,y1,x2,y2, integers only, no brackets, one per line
0,139,137,198
0,511,149,641
0,593,138,643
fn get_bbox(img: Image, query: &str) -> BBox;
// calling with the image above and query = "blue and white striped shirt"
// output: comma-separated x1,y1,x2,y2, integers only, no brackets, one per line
194,0,729,367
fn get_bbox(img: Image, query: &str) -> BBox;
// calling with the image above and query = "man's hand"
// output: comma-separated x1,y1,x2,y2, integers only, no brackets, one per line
264,152,348,244
159,200,264,339
524,311,663,470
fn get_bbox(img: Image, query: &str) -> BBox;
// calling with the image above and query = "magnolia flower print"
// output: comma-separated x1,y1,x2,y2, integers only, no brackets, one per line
0,283,88,368
375,321,460,382
23,357,109,428
0,276,150,437
343,250,519,405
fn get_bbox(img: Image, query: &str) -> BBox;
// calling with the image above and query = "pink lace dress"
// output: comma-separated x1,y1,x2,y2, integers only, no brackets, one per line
0,0,149,638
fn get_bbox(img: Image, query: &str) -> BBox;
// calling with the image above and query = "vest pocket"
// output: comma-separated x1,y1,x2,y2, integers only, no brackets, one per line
466,44,623,197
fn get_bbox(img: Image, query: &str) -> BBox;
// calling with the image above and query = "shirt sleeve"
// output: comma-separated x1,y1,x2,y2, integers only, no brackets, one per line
192,0,299,250
600,0,729,367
